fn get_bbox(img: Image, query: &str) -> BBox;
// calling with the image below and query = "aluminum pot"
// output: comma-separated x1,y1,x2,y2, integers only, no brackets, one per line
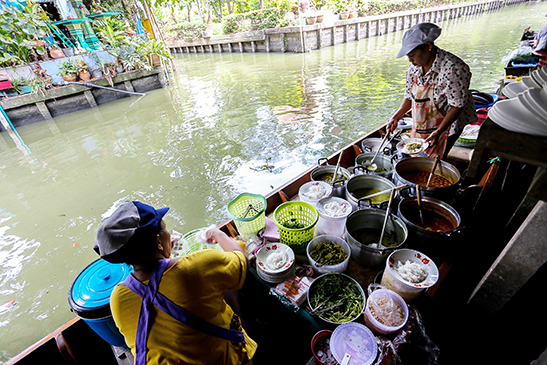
345,208,408,268
393,157,461,202
345,174,396,211
311,158,351,199
361,137,396,155
397,196,463,261
355,152,397,180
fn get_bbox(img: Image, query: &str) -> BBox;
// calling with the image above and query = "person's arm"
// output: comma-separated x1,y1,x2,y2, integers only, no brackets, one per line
386,98,412,134
206,228,249,264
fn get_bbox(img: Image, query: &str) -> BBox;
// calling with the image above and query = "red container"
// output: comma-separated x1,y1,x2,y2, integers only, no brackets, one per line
311,330,336,365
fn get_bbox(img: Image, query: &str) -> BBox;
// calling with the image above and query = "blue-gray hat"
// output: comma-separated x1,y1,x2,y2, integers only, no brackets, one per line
94,201,169,263
396,23,441,58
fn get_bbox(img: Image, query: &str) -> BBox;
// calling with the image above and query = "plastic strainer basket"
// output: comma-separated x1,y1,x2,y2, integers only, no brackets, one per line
171,228,222,258
226,193,267,236
273,201,319,254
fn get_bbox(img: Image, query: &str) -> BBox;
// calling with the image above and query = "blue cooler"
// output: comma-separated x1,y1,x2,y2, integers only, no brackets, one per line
68,259,133,348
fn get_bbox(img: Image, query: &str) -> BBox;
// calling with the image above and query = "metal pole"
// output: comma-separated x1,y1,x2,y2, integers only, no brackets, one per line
57,81,146,96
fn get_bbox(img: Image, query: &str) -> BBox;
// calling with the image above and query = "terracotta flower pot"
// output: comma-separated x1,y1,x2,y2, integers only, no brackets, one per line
306,16,317,25
340,12,349,20
50,48,64,59
316,15,324,23
79,70,91,81
61,73,77,82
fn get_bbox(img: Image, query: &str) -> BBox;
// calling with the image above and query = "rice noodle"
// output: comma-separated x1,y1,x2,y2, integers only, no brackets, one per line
304,184,327,200
396,260,428,283
265,250,288,270
323,201,347,217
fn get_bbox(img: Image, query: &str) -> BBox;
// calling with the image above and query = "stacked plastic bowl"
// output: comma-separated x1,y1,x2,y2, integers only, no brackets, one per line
492,68,547,137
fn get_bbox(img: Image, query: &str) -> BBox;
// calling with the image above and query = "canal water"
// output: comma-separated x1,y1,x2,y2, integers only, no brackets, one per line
1,2,547,361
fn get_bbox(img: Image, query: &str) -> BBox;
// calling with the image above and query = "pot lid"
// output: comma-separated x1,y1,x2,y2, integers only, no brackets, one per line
69,259,133,315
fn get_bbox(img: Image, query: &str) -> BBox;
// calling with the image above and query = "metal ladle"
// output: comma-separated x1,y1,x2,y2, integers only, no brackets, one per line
366,130,400,172
377,188,396,249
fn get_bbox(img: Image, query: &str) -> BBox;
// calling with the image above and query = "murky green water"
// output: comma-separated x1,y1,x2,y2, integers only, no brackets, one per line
1,2,547,361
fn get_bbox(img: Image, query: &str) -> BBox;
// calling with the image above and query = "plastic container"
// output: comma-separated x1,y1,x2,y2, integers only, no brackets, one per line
380,249,439,302
273,201,319,254
364,287,408,335
171,228,223,258
298,181,332,207
226,193,267,236
330,322,378,365
68,259,133,348
306,235,351,274
311,330,336,365
314,196,352,238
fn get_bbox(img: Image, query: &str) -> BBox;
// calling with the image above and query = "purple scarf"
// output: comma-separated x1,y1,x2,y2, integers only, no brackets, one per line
124,259,245,365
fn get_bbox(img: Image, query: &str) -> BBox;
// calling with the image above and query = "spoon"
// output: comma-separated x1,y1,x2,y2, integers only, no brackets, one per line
377,188,396,249
332,151,344,185
425,156,440,187
416,187,424,226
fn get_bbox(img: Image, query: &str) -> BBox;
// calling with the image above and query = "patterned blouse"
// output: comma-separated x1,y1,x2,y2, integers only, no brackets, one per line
404,48,478,134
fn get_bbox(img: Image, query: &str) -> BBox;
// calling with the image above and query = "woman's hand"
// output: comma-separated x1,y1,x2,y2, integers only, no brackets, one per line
386,118,400,134
424,129,441,147
206,228,246,257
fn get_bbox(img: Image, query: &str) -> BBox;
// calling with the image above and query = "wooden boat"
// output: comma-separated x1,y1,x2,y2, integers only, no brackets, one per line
1,124,490,365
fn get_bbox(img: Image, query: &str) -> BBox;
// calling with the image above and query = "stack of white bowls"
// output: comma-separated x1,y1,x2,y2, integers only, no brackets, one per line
491,67,547,137
255,243,296,283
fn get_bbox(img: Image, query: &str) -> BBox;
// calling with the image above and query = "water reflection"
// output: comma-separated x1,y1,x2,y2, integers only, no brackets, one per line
1,2,547,361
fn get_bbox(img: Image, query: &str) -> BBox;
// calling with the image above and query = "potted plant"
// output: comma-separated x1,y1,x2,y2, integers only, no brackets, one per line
57,58,78,82
139,39,171,68
50,44,64,59
76,59,91,81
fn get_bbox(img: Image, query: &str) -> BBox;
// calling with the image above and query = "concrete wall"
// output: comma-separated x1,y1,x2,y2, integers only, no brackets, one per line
166,0,526,54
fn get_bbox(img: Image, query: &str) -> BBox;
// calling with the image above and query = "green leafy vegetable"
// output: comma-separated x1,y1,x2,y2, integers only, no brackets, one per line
310,241,348,266
309,274,364,323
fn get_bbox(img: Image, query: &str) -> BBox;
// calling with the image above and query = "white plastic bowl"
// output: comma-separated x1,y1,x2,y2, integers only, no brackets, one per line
307,235,351,274
364,287,408,335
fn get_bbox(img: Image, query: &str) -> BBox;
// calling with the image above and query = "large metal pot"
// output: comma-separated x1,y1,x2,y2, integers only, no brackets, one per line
311,158,351,198
361,137,396,155
393,157,461,202
355,152,397,180
345,208,408,268
397,196,463,261
345,174,396,211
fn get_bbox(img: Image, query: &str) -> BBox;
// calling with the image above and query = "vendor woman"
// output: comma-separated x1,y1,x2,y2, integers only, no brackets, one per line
386,22,478,159
94,201,257,364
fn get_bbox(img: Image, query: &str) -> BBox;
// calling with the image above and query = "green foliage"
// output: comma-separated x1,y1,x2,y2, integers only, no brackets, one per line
0,2,49,67
222,8,288,34
167,21,208,39
57,59,79,76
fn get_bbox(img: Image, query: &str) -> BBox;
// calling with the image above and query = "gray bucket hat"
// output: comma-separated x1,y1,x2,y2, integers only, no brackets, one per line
94,201,169,263
396,23,442,58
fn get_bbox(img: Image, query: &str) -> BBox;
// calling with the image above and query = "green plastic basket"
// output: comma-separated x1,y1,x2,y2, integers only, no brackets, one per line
273,201,319,254
226,193,267,236
171,228,222,258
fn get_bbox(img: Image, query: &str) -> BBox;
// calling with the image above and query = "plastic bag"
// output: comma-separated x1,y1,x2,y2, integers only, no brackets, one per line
501,44,535,64
367,283,406,328
374,305,440,365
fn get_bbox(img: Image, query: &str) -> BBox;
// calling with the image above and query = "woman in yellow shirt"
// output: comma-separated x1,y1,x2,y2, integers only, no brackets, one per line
94,201,257,364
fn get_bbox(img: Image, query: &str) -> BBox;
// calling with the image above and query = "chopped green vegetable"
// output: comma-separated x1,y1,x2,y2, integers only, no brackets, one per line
309,274,364,323
310,241,348,266
282,218,306,229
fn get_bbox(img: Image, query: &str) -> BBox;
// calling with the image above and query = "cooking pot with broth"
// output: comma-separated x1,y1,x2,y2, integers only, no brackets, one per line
398,196,463,261
393,157,461,202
